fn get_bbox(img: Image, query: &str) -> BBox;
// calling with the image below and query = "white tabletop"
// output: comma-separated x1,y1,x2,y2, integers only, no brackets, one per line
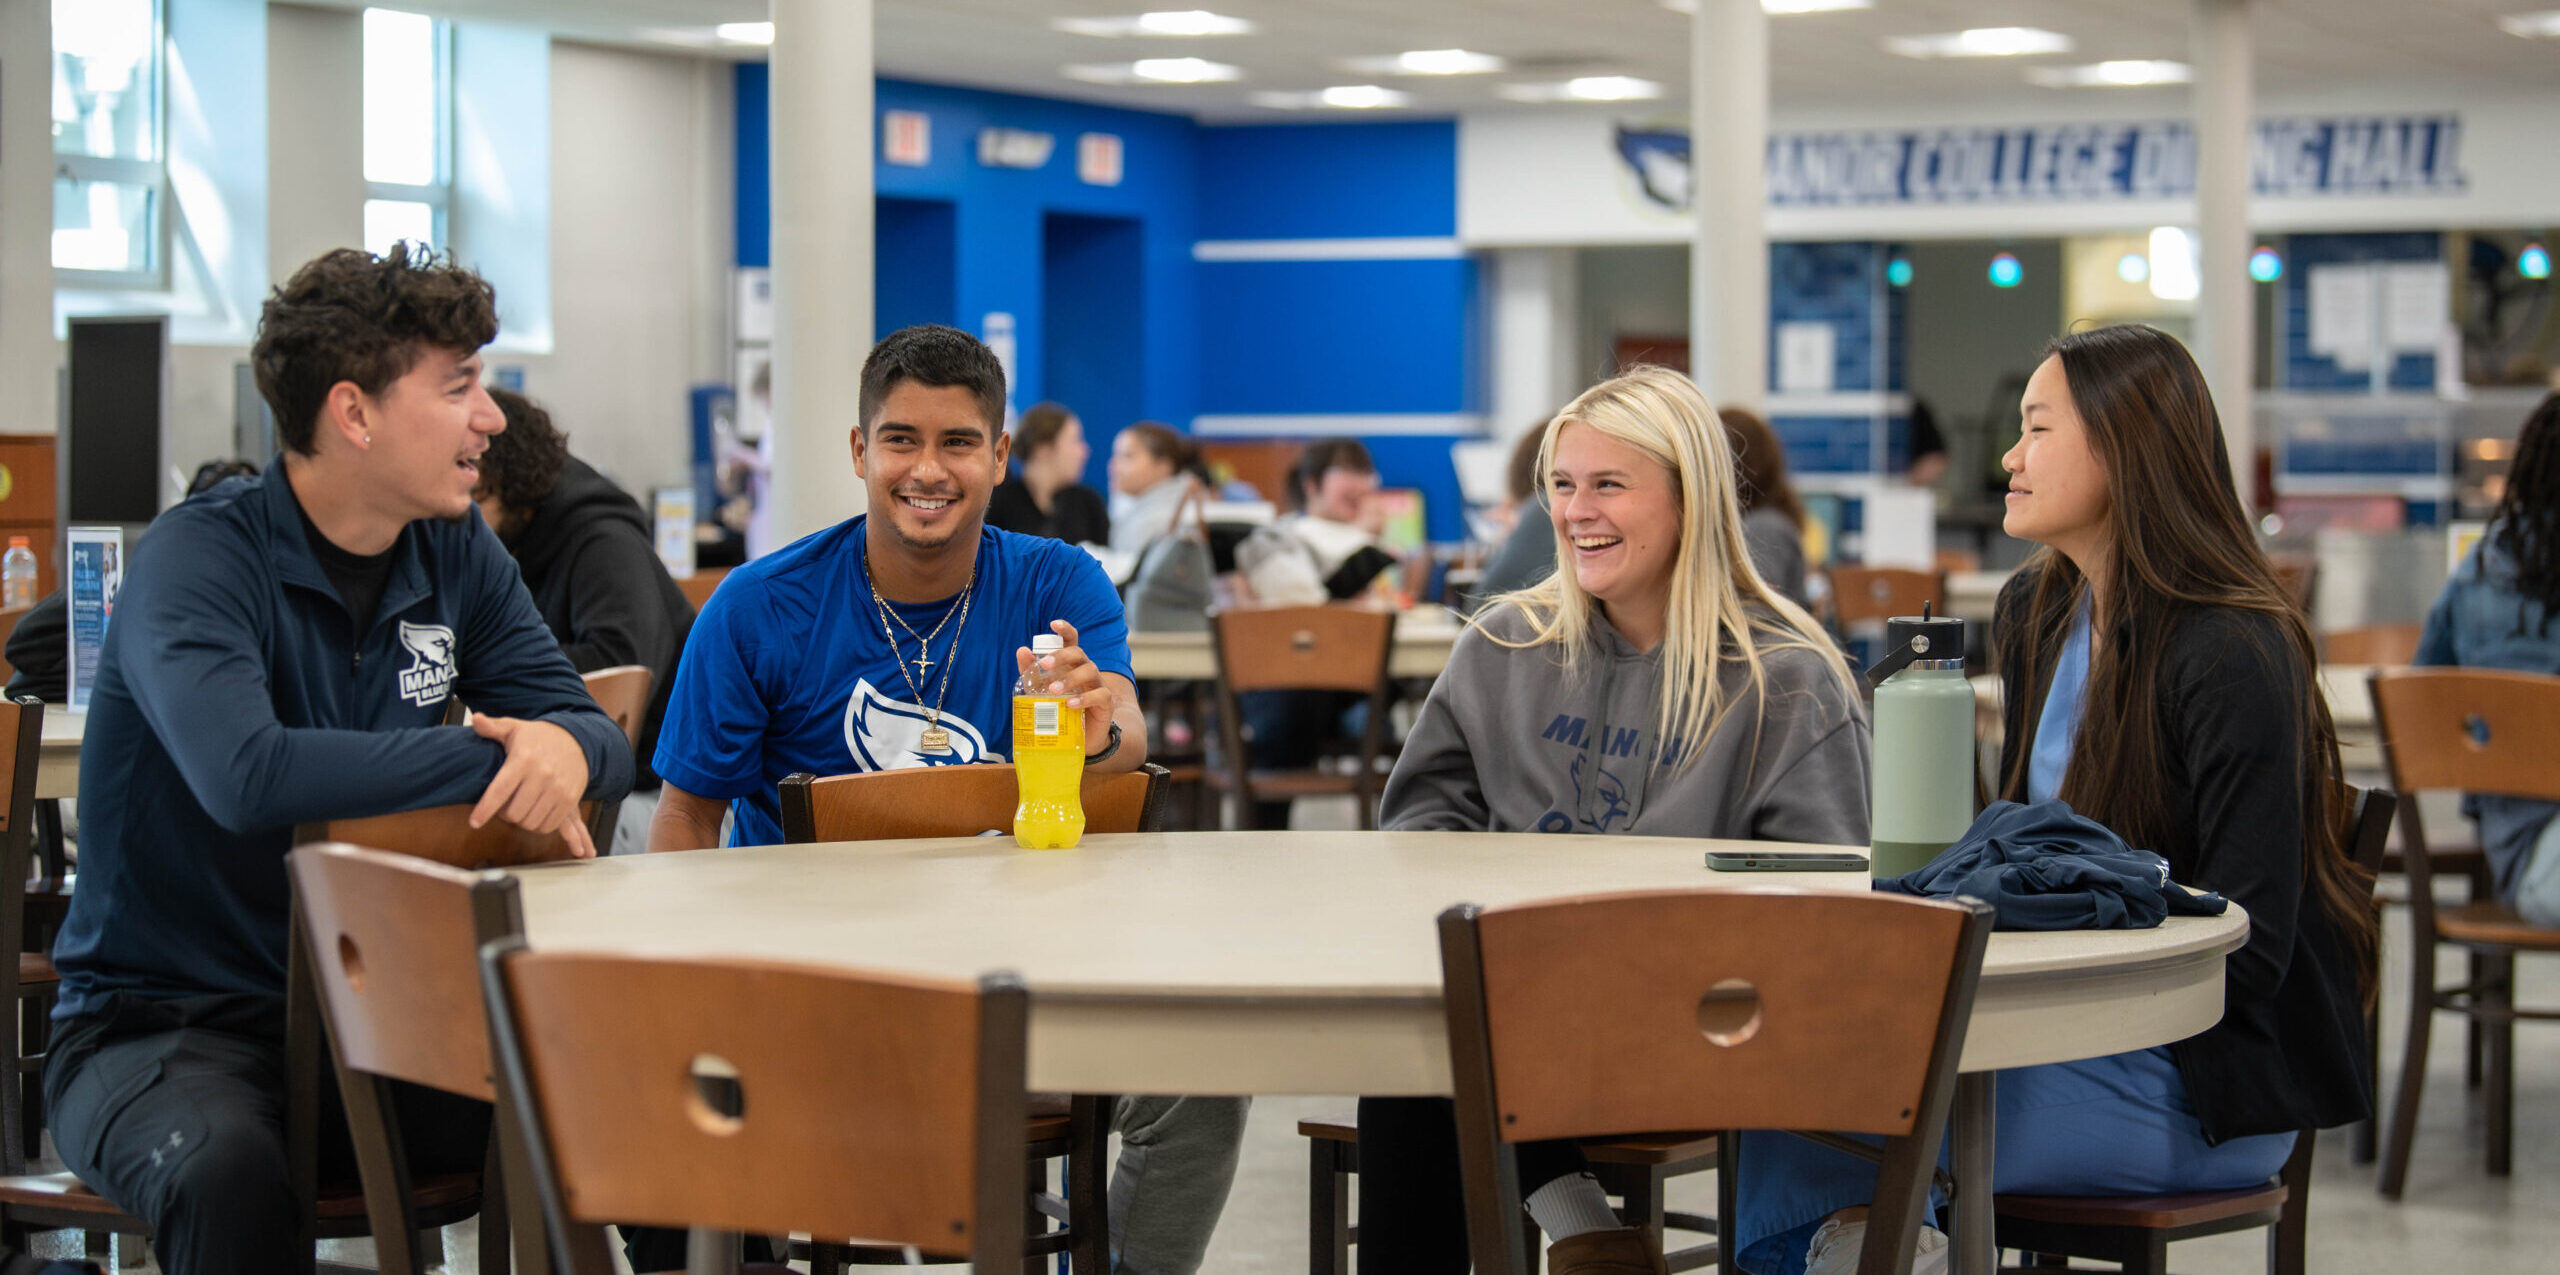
1127,610,1464,682
509,831,2244,1095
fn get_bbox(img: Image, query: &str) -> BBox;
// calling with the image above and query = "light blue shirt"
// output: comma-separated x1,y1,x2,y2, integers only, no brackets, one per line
2029,598,2094,804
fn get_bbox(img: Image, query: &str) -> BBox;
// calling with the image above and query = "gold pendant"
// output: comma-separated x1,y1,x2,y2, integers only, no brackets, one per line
918,725,952,754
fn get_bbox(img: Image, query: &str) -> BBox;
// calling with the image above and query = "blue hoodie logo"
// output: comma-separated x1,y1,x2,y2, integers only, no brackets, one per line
1567,753,1633,833
843,679,994,770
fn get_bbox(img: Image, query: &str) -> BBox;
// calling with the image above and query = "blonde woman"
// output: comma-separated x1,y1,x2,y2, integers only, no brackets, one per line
1364,365,1872,1275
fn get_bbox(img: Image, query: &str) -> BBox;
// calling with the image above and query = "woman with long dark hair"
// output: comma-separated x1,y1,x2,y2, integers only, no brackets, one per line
2417,391,2560,923
1722,405,1812,607
986,401,1110,545
1733,324,2376,1275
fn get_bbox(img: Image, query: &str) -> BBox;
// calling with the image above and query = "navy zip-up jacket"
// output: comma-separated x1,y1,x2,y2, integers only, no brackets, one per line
52,465,634,1025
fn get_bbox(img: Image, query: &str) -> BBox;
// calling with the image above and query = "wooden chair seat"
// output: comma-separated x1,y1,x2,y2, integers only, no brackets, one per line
2434,901,2560,950
18,952,52,984
1994,1181,2287,1230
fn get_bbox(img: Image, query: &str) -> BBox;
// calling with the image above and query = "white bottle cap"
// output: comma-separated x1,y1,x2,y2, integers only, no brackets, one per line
1032,634,1064,653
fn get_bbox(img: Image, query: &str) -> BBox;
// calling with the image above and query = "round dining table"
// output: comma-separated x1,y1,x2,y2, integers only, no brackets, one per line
508,830,2247,1275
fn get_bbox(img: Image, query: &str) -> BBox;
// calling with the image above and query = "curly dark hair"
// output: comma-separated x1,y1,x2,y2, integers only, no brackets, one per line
857,324,1006,437
477,387,569,516
2491,391,2560,637
253,244,499,455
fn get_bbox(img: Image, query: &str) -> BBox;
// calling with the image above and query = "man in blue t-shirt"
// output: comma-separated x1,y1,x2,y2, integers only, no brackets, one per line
649,324,1245,1275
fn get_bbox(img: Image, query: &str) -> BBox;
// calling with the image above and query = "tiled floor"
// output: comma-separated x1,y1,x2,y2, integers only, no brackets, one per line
63,796,2560,1273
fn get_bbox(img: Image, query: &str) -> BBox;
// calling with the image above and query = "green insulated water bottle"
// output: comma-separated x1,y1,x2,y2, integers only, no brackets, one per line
1866,609,1975,879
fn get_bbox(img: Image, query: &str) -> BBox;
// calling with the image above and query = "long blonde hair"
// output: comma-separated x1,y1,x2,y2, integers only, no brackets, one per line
1490,365,1855,758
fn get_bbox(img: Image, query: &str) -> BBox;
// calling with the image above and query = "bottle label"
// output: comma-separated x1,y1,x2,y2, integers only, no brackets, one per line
1034,699,1060,737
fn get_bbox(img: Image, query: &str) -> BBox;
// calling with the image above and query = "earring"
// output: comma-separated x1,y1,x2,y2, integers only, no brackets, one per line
362,434,372,445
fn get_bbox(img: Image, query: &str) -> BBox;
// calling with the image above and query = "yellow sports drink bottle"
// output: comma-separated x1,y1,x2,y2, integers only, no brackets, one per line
1012,633,1086,849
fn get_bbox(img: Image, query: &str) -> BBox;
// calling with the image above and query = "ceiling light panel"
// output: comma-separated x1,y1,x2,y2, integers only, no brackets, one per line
1338,49,1508,76
2497,10,2560,37
1661,0,1876,13
2026,60,2193,88
1251,85,1414,110
1885,27,2075,59
1054,10,1256,38
714,22,773,45
1498,76,1664,103
1063,57,1243,85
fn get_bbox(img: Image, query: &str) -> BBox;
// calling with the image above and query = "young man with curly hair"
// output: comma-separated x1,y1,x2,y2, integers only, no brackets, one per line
43,246,633,1275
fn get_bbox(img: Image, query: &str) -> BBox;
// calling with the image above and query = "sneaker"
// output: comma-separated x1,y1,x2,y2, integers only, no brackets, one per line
1803,1217,1950,1275
1545,1224,1670,1275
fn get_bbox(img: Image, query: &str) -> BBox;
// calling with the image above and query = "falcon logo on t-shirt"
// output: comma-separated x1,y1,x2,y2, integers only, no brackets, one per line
396,621,457,707
843,679,994,770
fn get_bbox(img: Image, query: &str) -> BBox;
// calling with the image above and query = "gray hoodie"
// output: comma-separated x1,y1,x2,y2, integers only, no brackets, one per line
1381,602,1871,842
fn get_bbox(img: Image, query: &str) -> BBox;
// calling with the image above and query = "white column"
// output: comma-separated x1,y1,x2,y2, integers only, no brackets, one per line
1689,0,1769,410
767,0,875,545
2192,0,2255,503
1489,247,1581,438
0,0,59,436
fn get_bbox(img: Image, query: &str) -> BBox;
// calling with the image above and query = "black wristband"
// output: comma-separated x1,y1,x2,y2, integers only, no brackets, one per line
1085,719,1123,764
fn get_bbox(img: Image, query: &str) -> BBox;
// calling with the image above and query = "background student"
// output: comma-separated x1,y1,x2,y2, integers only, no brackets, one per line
472,387,696,853
988,400,1111,546
2415,390,2560,924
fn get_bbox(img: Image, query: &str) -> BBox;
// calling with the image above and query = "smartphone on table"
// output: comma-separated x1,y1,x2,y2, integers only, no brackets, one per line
1705,850,1869,872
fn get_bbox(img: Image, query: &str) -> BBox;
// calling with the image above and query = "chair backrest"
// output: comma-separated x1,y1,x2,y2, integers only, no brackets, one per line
1830,567,1944,628
1442,888,1993,1275
294,802,600,870
1208,604,1396,696
777,762,1170,843
2321,624,2421,666
288,844,521,1101
580,665,653,749
0,697,42,1173
481,945,1029,1268
677,568,728,611
2368,669,2560,803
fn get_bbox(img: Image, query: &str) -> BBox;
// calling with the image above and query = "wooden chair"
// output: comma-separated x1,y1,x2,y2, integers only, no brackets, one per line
2369,669,2560,1199
581,665,653,748
774,763,1146,1271
1992,786,2397,1275
1296,1115,1724,1274
676,569,729,612
1206,605,1396,830
288,843,552,1275
2321,624,2422,666
1442,889,1996,1275
778,763,1171,843
0,802,583,1265
479,945,1033,1274
0,607,26,684
1829,567,1945,630
0,698,50,1167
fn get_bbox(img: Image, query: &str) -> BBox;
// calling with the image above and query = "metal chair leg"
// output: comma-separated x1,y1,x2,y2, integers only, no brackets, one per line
2485,951,2515,1177
2377,936,2437,1199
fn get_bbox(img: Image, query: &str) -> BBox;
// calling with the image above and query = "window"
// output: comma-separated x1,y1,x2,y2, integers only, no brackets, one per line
364,8,451,255
53,0,167,285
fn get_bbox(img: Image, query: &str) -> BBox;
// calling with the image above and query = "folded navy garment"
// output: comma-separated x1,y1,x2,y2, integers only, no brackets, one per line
1874,798,2229,930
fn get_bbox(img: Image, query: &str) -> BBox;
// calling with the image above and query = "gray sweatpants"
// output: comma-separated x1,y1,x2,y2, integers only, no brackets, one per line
1110,1094,1251,1275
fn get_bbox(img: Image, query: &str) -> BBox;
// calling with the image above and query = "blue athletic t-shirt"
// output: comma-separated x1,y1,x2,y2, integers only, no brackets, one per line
653,518,1133,846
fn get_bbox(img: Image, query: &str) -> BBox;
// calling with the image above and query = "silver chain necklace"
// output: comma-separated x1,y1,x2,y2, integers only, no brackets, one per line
865,549,977,755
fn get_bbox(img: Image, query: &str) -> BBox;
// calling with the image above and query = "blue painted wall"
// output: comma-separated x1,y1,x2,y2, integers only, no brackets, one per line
1194,123,1477,539
1767,241,1906,474
736,68,1201,488
736,83,1477,539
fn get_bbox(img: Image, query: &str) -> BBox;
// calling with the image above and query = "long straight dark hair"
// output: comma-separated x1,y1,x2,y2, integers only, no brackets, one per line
2490,392,2560,634
1996,325,2374,975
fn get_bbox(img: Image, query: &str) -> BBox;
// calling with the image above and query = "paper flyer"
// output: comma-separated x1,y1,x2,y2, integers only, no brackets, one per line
66,525,125,714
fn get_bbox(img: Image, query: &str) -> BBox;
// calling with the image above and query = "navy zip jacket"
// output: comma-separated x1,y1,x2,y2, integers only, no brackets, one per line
51,466,634,1025
1877,798,2230,930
